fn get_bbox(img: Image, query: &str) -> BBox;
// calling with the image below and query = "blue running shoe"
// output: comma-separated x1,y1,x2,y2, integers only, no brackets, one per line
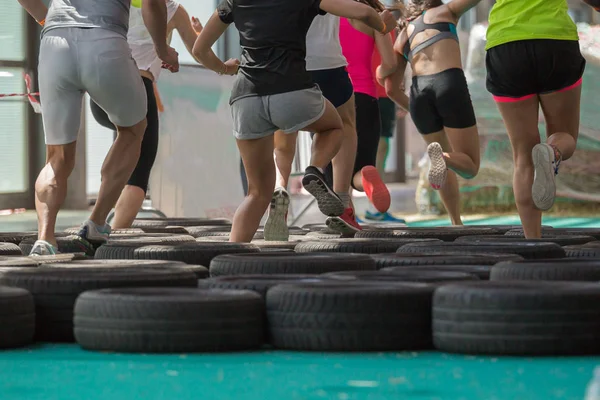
364,210,407,224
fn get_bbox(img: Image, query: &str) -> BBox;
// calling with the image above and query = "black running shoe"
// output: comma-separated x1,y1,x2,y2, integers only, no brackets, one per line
302,166,344,217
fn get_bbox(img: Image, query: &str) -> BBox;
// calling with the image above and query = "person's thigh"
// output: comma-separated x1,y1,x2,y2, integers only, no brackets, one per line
81,29,147,129
237,135,276,194
496,97,541,157
539,85,581,143
38,30,84,145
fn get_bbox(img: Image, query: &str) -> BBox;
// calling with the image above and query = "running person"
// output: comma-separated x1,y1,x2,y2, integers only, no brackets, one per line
193,0,397,243
17,0,179,255
89,1,202,229
384,0,481,225
485,0,586,238
338,10,398,224
266,3,398,240
366,29,407,224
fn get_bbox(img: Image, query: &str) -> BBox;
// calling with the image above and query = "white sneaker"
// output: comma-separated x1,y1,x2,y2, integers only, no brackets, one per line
532,143,559,211
427,142,447,190
264,188,290,241
77,219,112,244
29,240,58,256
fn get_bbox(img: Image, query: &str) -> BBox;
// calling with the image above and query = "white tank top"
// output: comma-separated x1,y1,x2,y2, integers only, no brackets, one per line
127,0,180,80
305,14,348,72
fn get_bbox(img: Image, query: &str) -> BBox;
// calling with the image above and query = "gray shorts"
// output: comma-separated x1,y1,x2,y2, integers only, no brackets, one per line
38,28,147,145
231,86,326,140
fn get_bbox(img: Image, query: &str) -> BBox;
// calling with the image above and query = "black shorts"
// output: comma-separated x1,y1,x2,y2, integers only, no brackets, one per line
486,39,586,101
378,97,396,138
409,68,476,135
310,66,354,108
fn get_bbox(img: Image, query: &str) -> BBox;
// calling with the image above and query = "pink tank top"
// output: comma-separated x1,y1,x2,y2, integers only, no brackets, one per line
339,18,377,98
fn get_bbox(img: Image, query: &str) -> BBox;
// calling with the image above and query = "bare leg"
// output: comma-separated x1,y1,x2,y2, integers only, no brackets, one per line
112,185,146,229
331,95,357,194
36,143,78,246
422,131,464,225
539,85,581,161
376,137,389,175
496,97,542,238
89,119,147,226
305,100,343,170
274,130,297,190
231,135,276,243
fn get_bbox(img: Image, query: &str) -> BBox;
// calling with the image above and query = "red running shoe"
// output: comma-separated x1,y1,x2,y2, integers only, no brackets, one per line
326,208,362,236
361,166,391,213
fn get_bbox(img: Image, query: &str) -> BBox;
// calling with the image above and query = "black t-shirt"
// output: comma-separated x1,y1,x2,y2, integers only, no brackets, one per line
217,0,326,103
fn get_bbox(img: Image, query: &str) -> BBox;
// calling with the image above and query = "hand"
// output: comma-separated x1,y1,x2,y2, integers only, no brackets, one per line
191,16,203,33
379,10,397,34
223,58,240,75
157,45,180,73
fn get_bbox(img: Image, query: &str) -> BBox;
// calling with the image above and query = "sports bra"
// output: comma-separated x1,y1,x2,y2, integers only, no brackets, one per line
402,11,458,61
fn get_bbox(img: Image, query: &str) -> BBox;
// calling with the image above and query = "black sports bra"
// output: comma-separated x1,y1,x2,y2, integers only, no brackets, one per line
402,12,458,61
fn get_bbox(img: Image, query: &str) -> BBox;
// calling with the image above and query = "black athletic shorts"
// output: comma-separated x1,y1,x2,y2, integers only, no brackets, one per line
310,66,354,108
378,97,396,138
486,39,586,101
409,68,476,134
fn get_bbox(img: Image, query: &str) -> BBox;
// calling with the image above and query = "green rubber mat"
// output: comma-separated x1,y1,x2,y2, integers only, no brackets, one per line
0,345,598,400
409,215,600,228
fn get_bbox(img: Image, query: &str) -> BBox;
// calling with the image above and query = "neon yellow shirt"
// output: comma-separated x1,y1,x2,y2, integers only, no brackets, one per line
486,0,579,50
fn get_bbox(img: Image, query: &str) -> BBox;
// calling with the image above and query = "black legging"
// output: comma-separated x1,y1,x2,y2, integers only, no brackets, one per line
89,76,158,193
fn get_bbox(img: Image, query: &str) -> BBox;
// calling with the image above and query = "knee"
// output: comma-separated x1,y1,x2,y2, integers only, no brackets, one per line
246,187,273,207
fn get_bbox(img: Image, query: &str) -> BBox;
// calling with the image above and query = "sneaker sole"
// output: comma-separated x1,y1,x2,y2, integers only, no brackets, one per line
427,143,447,190
361,166,391,213
326,217,360,237
264,191,290,241
532,143,556,211
302,174,345,217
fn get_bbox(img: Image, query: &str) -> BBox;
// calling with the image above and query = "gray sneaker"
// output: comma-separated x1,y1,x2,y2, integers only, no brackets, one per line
29,240,58,256
532,143,560,211
264,188,290,241
74,219,112,256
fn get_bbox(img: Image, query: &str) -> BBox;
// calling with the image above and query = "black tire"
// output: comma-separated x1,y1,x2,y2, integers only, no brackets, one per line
433,281,600,355
132,218,231,228
506,228,600,240
0,243,23,256
185,226,232,238
108,234,195,244
323,270,478,283
0,232,37,245
267,282,434,351
198,274,327,297
355,227,497,242
0,286,35,349
95,236,196,259
301,223,329,231
191,231,231,238
251,240,301,250
295,238,441,254
490,259,600,282
0,257,40,267
210,252,377,277
64,227,144,235
304,231,342,239
360,223,412,230
456,234,596,246
564,245,600,258
119,242,260,266
370,252,523,269
196,236,230,242
0,267,197,342
397,241,565,259
135,226,190,235
19,236,89,255
45,259,210,279
382,264,492,280
74,288,264,353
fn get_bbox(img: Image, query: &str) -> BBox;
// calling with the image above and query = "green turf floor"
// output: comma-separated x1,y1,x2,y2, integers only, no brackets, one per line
0,345,597,400
409,215,600,228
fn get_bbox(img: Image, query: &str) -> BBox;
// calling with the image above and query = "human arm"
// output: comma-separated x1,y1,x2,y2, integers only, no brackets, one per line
142,0,179,72
169,5,203,64
319,0,396,34
17,0,47,24
374,32,397,79
192,9,239,76
447,0,483,19
382,54,409,111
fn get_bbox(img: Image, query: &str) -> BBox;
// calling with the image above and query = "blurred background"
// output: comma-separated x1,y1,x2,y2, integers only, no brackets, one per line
1,0,599,226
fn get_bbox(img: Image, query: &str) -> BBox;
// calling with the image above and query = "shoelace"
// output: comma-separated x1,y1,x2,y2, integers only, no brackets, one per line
552,146,562,176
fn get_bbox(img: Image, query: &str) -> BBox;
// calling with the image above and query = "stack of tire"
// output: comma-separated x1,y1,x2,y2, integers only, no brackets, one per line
1,220,600,356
